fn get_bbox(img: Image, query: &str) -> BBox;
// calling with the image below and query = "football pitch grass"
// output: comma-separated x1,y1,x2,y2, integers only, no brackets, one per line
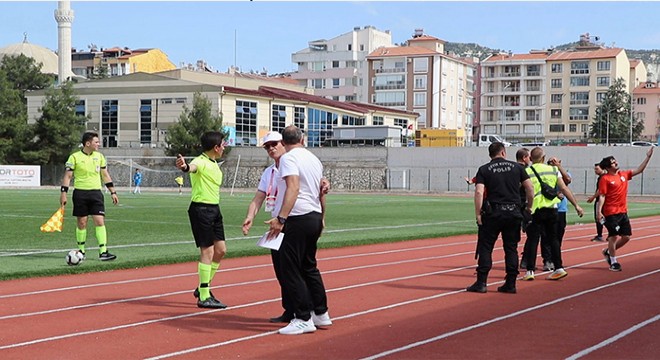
2,188,659,281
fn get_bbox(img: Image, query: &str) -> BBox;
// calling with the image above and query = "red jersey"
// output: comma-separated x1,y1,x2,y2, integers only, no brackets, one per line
598,170,633,216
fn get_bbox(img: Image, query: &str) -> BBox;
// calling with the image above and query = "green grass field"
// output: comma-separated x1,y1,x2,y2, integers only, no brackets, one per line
2,188,659,280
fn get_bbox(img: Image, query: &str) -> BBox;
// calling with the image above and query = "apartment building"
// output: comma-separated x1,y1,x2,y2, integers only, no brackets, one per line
480,45,632,143
291,25,393,103
633,81,660,141
367,30,476,137
25,70,417,148
71,46,176,78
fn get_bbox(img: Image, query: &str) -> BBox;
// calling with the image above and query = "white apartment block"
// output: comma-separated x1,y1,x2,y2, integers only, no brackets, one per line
366,30,476,135
291,25,393,103
480,47,634,143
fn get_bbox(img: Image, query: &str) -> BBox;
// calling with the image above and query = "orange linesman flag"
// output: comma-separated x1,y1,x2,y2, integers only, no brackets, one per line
40,207,64,233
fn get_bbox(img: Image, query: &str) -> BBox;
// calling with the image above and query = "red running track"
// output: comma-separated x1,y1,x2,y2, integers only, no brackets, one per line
1,216,659,359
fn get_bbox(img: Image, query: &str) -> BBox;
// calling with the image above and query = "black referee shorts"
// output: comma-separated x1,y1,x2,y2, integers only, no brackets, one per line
72,189,105,217
187,202,225,248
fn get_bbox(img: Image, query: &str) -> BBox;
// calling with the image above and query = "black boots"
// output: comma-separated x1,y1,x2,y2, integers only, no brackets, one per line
497,275,517,294
466,272,488,293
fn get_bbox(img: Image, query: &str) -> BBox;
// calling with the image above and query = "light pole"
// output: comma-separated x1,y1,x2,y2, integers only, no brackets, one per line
629,92,634,144
501,82,511,141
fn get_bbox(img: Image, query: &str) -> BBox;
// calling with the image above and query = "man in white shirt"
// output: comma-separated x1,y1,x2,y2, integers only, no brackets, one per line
266,125,331,335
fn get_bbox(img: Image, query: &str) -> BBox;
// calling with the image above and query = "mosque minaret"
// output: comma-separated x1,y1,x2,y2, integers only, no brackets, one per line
54,0,74,83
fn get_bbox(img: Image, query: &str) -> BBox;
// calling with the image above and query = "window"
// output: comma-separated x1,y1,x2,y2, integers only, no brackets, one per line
139,99,152,144
312,61,324,71
636,97,647,105
348,44,352,51
332,78,340,88
312,79,325,89
413,58,428,73
160,98,173,104
597,61,611,71
569,124,577,132
235,100,258,146
294,106,305,130
332,61,339,68
526,95,541,106
271,104,286,133
414,75,427,90
345,95,355,102
596,92,607,103
372,116,384,126
551,109,562,119
75,100,86,117
551,94,564,103
570,92,589,105
416,109,427,129
569,107,589,120
527,65,541,76
346,60,356,68
341,115,365,126
360,44,364,51
570,76,590,87
552,64,563,73
570,61,590,74
413,92,426,107
373,92,405,106
374,75,405,90
597,77,610,87
551,79,562,88
393,118,408,129
175,98,186,104
101,100,118,148
307,107,337,147
549,124,565,132
526,79,540,91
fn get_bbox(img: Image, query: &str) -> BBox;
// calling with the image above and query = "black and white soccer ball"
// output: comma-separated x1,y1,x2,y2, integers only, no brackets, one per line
66,250,85,266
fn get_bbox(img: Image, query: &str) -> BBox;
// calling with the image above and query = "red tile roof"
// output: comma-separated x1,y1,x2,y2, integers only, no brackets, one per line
408,34,446,43
485,53,550,62
368,46,438,58
546,48,623,61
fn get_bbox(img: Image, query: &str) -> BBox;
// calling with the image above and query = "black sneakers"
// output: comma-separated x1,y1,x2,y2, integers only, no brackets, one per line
602,249,612,266
99,252,117,261
197,296,227,309
497,284,517,294
466,281,487,293
609,262,622,272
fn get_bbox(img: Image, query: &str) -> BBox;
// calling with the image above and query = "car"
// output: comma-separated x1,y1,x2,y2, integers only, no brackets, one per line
517,142,548,147
631,141,656,147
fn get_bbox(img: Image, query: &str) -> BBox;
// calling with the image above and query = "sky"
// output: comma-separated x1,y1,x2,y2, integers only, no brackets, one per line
1,1,659,75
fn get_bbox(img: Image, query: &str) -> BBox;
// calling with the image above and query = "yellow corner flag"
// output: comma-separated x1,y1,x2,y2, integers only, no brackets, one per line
40,207,64,233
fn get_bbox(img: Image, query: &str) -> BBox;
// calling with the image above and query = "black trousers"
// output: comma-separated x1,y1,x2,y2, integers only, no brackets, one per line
593,201,603,237
270,249,292,315
476,209,521,282
278,211,327,320
525,208,563,271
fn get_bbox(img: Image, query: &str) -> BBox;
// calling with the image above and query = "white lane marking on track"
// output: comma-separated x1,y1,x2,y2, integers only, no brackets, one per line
565,314,660,360
359,269,660,360
2,246,658,354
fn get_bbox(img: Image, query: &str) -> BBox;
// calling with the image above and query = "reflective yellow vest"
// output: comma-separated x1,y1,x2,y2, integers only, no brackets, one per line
526,163,560,212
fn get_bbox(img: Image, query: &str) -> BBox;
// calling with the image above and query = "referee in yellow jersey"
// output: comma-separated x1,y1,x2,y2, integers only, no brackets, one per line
176,131,228,309
60,131,118,261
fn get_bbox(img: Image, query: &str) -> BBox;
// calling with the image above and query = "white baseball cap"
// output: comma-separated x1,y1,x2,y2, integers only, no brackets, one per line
261,131,282,146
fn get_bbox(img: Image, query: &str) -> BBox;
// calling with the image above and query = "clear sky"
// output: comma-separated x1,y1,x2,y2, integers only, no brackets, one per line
1,1,659,74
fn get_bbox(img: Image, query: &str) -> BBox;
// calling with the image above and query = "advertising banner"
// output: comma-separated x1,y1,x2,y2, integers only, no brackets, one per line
0,165,41,187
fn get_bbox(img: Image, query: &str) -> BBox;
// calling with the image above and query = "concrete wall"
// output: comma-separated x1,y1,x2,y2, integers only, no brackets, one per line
49,145,659,195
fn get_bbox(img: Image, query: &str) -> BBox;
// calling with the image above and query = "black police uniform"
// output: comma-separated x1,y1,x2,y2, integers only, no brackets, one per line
472,157,529,291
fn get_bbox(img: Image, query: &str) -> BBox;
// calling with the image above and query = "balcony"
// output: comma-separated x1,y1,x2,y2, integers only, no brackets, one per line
375,67,406,74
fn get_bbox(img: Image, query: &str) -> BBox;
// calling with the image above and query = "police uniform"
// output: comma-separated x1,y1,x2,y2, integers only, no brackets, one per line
474,157,529,288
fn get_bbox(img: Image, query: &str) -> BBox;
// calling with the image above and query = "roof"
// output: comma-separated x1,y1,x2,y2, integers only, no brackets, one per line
485,53,550,62
546,48,623,61
0,41,58,74
408,34,446,43
368,45,438,58
224,85,418,117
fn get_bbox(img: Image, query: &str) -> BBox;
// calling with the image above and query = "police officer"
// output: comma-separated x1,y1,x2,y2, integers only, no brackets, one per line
467,142,534,294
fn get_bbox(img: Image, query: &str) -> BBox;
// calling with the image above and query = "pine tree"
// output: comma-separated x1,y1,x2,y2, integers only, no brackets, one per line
590,78,643,144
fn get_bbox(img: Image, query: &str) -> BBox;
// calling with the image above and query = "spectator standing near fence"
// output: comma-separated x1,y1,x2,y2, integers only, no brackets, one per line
467,142,533,294
174,175,184,194
176,131,228,309
59,131,118,261
596,147,654,271
586,163,606,242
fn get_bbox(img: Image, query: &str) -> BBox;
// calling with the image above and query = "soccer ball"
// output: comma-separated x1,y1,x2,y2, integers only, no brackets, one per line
66,250,84,266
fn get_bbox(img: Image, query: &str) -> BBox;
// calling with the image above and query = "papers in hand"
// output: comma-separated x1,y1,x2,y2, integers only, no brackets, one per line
257,231,284,251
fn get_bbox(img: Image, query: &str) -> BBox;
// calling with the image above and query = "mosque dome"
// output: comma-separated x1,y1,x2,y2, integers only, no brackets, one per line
0,35,59,75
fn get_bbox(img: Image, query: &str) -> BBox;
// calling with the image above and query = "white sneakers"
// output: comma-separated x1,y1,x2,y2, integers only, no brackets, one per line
312,311,332,326
279,318,316,335
278,311,332,335
522,270,535,281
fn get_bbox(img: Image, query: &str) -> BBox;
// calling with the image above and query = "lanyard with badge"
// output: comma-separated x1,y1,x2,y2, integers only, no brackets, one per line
264,168,278,212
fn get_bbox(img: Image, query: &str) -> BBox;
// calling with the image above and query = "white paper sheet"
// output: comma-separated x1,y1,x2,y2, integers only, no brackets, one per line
257,231,284,251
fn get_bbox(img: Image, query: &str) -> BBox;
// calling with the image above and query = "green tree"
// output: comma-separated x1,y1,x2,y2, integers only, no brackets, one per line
590,77,644,144
0,54,54,99
88,65,109,80
22,81,86,165
0,71,30,163
165,92,227,156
